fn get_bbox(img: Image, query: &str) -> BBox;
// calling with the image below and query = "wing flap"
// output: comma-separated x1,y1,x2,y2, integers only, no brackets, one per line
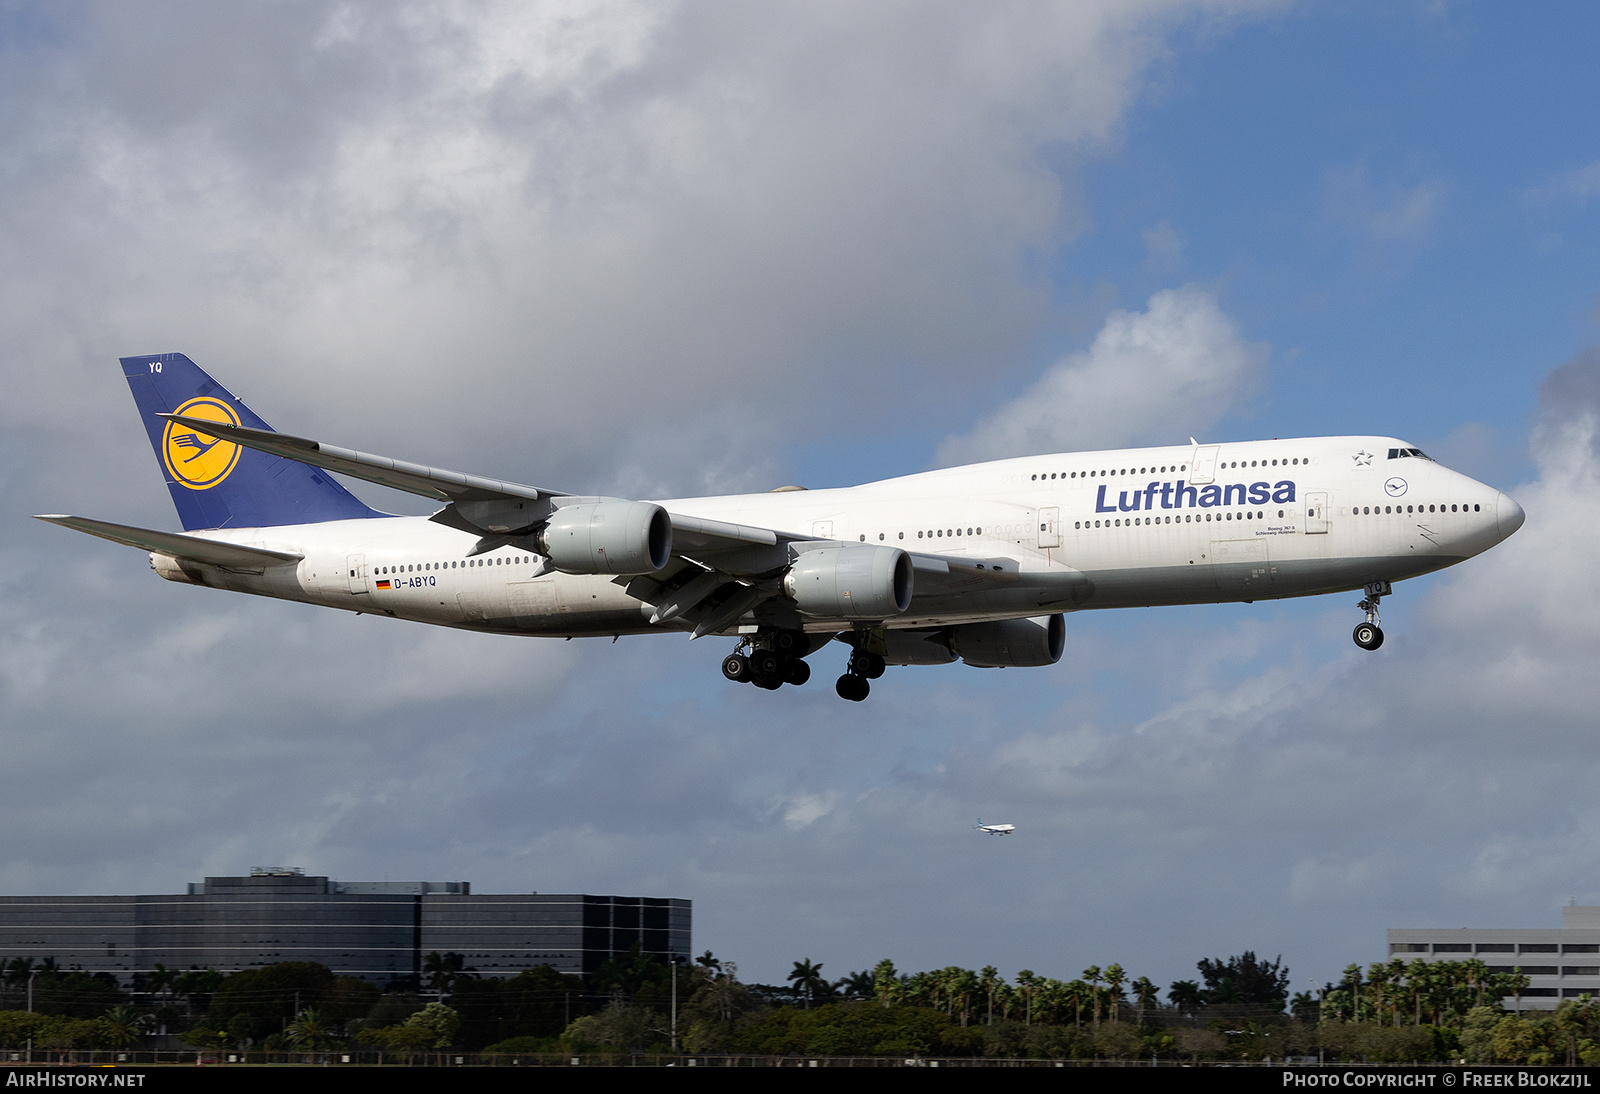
35,515,303,568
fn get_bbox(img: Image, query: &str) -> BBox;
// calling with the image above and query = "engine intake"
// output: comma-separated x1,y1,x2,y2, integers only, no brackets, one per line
948,614,1065,668
537,501,673,575
783,546,913,619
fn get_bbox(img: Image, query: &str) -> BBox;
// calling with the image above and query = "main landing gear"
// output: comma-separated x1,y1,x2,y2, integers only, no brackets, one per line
719,630,889,702
1353,580,1392,651
835,649,884,703
721,630,813,690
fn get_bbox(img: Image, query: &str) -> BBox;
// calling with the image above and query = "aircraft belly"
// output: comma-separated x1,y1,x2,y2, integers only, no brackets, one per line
1077,553,1468,609
494,574,652,636
905,587,1076,622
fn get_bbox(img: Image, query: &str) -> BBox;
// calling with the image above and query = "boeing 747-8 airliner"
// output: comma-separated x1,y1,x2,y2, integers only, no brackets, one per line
38,354,1525,701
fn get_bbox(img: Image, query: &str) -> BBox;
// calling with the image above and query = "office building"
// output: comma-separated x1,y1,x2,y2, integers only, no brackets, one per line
1387,904,1600,1010
0,868,690,986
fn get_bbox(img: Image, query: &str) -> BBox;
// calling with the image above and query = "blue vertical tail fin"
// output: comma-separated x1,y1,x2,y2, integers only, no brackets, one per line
122,353,383,530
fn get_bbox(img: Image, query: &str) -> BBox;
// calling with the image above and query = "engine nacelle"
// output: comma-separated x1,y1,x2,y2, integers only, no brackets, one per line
783,546,913,619
536,501,673,575
150,552,209,586
948,614,1065,668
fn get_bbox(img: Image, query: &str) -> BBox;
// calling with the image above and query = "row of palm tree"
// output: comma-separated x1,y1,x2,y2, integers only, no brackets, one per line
780,957,1164,1028
1320,959,1534,1028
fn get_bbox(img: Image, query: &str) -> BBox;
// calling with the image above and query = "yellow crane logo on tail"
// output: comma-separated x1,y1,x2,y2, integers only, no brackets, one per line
161,397,241,490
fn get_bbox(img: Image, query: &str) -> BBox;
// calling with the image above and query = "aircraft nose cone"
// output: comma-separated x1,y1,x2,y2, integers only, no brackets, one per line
1498,492,1526,539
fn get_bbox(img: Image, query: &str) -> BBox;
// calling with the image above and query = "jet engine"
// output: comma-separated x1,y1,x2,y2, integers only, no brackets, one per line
536,501,673,575
150,552,209,586
783,546,913,619
947,614,1065,668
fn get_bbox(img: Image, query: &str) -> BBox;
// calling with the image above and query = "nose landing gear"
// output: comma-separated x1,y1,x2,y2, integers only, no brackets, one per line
1353,581,1391,651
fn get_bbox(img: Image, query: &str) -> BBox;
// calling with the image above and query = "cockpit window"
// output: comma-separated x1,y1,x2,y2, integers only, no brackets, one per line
1387,447,1435,461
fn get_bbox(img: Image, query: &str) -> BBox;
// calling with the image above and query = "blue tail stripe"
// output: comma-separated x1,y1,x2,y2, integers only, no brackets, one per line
121,353,385,530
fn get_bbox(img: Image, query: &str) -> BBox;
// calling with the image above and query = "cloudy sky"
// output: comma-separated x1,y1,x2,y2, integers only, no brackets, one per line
4,1,1600,997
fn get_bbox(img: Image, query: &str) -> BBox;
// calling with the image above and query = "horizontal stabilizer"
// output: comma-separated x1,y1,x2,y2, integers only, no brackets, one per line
34,515,303,568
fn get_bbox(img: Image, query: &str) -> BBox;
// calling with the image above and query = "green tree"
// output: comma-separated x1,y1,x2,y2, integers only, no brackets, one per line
285,1008,338,1050
979,966,1002,1025
1460,1005,1500,1063
787,959,828,1008
932,967,977,1026
1131,976,1159,1022
205,961,337,1042
1081,966,1102,1029
871,959,900,1009
31,971,125,1017
100,1006,149,1049
1015,970,1037,1025
591,943,667,996
450,966,584,1049
403,1001,461,1049
421,951,468,998
1195,952,1291,1010
834,969,874,1000
1103,964,1126,1024
1168,979,1204,1009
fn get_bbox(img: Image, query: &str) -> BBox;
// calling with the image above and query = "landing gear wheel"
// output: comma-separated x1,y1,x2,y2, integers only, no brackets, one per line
749,649,782,680
1353,580,1391,651
850,651,886,680
784,659,811,686
721,653,751,682
755,676,783,690
835,674,869,702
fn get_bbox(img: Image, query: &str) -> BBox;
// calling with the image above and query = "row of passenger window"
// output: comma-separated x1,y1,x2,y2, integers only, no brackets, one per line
1033,465,1187,481
1028,456,1310,482
1354,503,1480,515
376,556,519,575
855,529,982,542
1075,510,1285,529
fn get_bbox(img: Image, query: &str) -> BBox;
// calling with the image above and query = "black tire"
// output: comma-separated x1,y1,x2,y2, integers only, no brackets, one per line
749,649,782,680
1353,622,1384,651
851,651,886,680
721,653,751,682
835,674,869,702
756,676,783,690
774,630,802,654
784,658,811,686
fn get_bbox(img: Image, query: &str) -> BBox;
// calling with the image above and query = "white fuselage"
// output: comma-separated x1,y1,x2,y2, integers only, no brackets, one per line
163,436,1522,639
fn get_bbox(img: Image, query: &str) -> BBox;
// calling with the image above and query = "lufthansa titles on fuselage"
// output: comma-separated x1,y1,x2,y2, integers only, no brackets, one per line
1093,478,1296,514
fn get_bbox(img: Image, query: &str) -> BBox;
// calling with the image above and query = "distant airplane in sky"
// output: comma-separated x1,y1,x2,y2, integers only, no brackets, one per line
975,820,1016,836
40,354,1524,701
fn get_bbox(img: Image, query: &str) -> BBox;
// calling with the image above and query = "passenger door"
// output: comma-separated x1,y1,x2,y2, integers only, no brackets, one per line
1305,492,1329,534
1037,507,1061,550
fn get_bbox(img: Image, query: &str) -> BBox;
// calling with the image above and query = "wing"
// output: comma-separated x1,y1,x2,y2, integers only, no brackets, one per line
160,412,1041,634
35,515,302,569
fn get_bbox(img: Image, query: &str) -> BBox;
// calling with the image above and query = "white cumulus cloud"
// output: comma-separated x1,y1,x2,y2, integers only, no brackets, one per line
938,284,1268,465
